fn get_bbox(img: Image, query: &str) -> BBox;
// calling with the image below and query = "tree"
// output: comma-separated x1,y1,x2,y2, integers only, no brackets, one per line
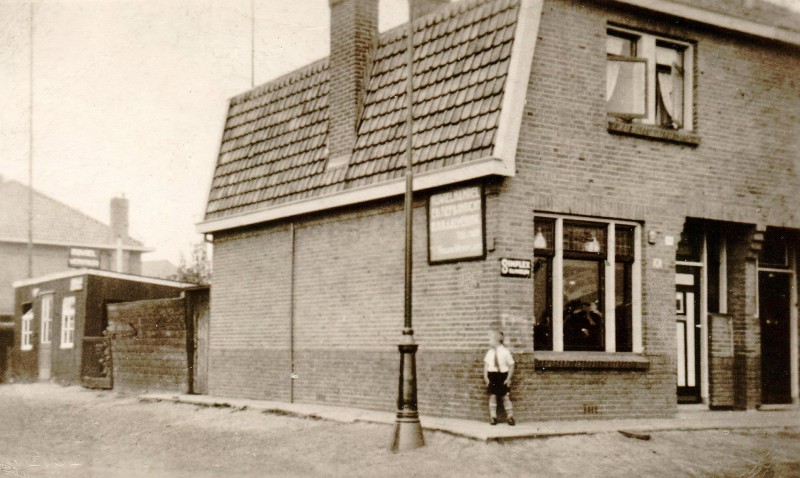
170,242,211,285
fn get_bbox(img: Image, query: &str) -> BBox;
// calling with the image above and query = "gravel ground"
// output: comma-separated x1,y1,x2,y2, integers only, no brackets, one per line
1,383,799,478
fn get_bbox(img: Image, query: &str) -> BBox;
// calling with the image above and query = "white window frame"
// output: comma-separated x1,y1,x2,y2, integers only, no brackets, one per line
535,214,643,353
60,296,76,349
21,309,34,351
607,26,694,132
40,293,53,345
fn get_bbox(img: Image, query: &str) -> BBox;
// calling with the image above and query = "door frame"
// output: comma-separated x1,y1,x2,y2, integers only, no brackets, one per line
676,232,710,407
757,242,798,407
38,292,54,381
676,266,703,404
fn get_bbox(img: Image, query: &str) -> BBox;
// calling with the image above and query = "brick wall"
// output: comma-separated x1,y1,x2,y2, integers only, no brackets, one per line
108,297,188,393
710,313,735,408
209,225,292,401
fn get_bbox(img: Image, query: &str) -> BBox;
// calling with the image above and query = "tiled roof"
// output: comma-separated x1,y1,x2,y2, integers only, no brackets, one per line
205,0,519,220
0,178,144,248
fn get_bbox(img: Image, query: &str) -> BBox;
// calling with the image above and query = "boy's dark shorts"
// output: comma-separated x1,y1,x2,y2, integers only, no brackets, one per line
487,371,509,396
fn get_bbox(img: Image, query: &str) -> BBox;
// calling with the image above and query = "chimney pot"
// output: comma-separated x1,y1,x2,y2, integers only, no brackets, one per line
409,0,449,21
110,196,129,241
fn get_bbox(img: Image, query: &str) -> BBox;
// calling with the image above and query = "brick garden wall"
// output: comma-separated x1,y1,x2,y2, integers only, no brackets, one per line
108,298,188,393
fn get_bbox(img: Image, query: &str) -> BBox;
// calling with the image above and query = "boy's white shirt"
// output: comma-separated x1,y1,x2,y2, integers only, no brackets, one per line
484,345,515,373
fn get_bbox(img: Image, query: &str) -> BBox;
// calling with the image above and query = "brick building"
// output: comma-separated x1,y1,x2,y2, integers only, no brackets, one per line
198,0,800,421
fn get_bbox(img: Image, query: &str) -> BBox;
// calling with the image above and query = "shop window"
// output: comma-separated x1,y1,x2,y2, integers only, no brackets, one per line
21,305,34,351
534,216,641,353
607,27,693,131
60,296,76,349
40,294,53,345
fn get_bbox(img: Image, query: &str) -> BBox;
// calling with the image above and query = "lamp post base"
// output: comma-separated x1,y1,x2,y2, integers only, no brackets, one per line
390,342,424,452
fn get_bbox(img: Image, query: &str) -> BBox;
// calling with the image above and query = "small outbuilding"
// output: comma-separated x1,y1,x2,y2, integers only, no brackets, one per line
10,269,193,386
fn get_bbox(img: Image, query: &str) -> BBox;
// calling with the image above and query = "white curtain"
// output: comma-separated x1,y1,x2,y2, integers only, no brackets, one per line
606,62,621,102
657,71,674,121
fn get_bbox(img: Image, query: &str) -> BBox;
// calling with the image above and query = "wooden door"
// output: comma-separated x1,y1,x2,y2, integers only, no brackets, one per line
38,294,53,381
760,272,791,405
193,303,209,394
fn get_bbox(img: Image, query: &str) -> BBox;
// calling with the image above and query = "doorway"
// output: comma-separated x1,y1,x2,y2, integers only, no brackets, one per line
759,271,792,405
38,294,53,381
676,266,701,404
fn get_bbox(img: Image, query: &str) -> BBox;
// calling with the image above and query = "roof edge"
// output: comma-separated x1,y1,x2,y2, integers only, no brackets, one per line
198,157,510,234
604,0,800,46
12,269,195,289
0,236,154,252
493,0,543,167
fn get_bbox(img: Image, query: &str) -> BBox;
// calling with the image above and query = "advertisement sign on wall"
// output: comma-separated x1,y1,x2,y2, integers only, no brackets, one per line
428,185,485,264
68,248,100,268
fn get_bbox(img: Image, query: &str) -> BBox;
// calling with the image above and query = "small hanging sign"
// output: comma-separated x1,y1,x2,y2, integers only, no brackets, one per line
500,258,532,278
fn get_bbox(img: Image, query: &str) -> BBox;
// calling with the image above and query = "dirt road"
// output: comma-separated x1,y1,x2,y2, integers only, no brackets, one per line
1,384,798,477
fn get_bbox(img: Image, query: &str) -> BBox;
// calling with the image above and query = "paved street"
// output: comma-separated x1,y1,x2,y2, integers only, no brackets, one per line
1,383,799,477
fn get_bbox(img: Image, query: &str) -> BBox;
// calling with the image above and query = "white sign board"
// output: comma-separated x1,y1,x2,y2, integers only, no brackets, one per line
428,185,484,264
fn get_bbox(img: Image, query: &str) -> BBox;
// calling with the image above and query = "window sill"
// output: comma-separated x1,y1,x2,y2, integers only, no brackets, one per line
533,351,650,371
608,121,701,146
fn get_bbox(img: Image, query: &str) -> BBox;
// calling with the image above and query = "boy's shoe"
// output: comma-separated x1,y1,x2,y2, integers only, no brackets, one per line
507,417,515,426
490,417,498,425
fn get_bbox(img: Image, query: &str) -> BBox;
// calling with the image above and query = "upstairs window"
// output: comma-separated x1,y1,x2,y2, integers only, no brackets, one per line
607,27,693,131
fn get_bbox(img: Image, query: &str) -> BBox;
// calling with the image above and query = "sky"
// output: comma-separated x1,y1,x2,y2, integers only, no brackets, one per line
0,0,798,265
0,0,410,264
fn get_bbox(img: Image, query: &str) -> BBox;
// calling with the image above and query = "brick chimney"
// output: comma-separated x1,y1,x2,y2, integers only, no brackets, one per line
327,0,378,164
110,196,129,240
409,0,449,20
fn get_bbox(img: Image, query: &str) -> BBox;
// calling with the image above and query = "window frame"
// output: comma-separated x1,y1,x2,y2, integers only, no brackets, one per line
40,293,53,345
607,25,694,132
60,296,76,349
534,214,643,354
21,308,34,351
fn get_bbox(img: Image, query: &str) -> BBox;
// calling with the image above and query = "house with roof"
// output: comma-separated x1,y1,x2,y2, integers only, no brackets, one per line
0,177,151,381
11,269,193,386
198,0,800,421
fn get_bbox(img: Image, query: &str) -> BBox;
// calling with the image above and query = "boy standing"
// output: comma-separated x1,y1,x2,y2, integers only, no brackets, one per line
483,330,515,425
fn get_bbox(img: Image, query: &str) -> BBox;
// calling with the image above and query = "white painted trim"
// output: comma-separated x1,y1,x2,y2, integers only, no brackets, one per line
605,0,800,47
700,234,709,405
605,223,616,353
632,224,643,353
790,246,798,406
0,236,153,252
197,157,508,234
12,269,195,289
491,0,544,174
553,218,564,352
719,236,728,314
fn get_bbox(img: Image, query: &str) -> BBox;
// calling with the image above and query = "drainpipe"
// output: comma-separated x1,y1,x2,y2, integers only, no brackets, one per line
289,222,296,403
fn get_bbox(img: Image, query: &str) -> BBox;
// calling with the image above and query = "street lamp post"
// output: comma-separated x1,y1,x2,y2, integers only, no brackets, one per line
390,8,424,453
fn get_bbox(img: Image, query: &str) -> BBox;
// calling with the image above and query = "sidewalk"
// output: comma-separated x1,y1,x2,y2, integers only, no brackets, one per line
140,392,800,442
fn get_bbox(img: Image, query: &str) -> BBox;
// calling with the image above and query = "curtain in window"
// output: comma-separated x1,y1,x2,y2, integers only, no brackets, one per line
657,71,675,122
606,62,621,101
